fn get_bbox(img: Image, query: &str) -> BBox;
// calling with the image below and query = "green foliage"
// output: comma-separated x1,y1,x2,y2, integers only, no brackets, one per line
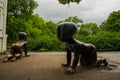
7,0,38,43
58,16,83,24
79,10,120,51
78,23,99,36
6,1,120,52
64,16,83,24
7,0,38,19
46,21,57,34
25,15,64,51
58,0,81,4
0,51,6,55
82,31,120,51
30,14,45,29
6,17,27,43
25,14,44,38
27,35,66,51
101,10,120,32
58,16,83,30
115,32,120,38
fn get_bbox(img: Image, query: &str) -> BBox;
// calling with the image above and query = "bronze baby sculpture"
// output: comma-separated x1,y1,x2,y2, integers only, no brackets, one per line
57,22,108,73
3,32,30,62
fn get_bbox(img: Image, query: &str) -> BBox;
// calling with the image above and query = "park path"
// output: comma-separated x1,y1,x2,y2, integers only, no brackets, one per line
0,51,120,80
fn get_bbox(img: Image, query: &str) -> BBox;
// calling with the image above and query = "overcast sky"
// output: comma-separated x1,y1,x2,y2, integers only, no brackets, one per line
34,0,120,25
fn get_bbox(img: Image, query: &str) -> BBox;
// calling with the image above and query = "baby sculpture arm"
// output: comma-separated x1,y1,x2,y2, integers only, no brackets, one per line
62,48,72,67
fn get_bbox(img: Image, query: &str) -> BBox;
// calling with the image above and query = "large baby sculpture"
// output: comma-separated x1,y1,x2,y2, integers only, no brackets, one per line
57,22,108,73
3,32,30,62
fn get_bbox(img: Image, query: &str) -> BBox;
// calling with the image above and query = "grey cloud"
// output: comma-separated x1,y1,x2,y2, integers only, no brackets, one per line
34,0,120,24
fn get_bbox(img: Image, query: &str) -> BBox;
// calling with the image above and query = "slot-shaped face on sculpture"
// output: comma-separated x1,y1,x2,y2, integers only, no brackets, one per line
18,32,27,41
57,22,77,42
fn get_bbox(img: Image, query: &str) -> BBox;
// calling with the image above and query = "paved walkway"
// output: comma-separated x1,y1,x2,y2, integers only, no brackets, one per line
0,51,120,80
30,51,120,64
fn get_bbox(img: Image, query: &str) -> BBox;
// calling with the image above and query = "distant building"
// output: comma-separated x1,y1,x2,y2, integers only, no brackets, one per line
0,0,7,52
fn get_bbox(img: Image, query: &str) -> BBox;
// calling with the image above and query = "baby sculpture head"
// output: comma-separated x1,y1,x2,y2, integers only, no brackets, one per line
18,32,27,41
57,22,77,43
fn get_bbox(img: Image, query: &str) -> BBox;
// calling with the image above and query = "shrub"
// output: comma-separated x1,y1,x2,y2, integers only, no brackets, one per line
27,35,66,51
82,31,120,51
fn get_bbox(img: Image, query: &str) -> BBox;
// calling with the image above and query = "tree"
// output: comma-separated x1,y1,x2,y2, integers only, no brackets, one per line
45,21,57,34
58,0,81,5
7,0,38,43
7,17,27,43
7,0,38,19
101,10,120,32
24,14,45,39
78,23,99,36
58,16,83,23
58,16,83,30
64,16,83,24
83,31,120,51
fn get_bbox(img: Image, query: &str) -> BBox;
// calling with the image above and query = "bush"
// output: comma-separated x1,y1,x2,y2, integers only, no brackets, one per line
82,31,120,51
27,35,66,51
